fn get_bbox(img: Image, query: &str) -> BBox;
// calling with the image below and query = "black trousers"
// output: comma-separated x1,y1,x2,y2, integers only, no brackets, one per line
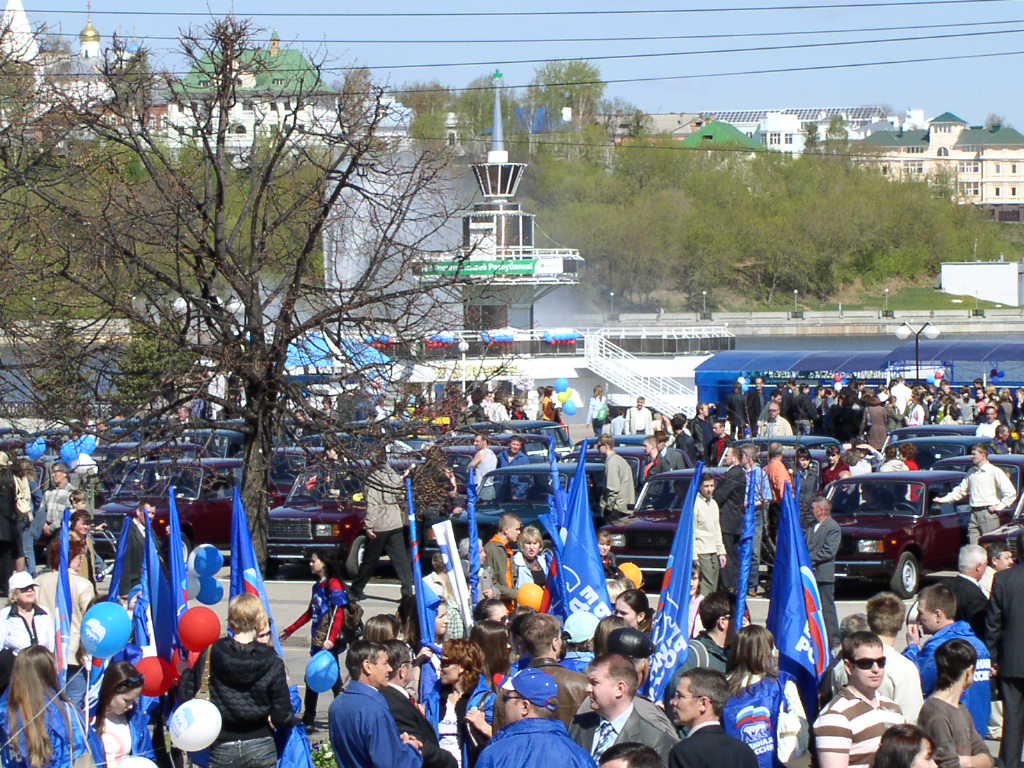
0,540,16,596
302,646,343,726
350,527,413,598
817,581,840,651
1000,676,1024,768
720,532,741,593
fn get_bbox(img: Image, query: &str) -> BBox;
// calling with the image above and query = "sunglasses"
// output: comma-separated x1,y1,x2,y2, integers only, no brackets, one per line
439,658,455,667
850,656,887,670
116,674,145,691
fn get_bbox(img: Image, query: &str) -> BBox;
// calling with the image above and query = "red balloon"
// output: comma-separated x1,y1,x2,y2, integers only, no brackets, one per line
179,606,222,652
136,656,177,697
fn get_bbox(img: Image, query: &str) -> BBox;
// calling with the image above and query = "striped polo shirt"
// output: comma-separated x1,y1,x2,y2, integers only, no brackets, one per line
814,686,906,767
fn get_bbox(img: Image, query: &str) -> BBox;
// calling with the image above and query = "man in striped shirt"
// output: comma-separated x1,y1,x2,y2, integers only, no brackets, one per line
814,631,906,768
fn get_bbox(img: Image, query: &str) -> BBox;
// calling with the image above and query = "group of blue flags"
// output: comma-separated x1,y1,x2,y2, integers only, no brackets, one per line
406,476,444,728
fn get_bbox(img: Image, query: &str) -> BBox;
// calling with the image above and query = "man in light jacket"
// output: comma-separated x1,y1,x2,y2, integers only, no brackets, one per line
349,455,413,601
598,436,635,520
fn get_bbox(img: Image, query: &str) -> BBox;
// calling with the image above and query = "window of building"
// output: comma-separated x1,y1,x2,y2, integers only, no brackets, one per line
995,187,1001,196
881,165,890,175
768,132,781,145
273,78,286,86
242,100,254,112
906,146,925,154
997,164,1003,173
958,182,981,196
908,162,924,175
957,161,981,173
1014,164,1019,174
937,147,949,157
784,134,793,145
1013,187,1018,196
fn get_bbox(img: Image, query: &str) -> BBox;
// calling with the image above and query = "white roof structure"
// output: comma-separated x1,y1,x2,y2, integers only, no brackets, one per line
1,0,39,63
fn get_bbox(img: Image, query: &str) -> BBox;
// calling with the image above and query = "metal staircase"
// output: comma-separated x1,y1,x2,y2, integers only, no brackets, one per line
582,332,698,417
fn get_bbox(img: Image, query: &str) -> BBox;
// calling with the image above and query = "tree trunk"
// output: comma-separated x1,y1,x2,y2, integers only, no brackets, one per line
242,399,275,566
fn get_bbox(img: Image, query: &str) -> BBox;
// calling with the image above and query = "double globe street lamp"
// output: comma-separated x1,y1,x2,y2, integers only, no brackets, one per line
894,321,941,383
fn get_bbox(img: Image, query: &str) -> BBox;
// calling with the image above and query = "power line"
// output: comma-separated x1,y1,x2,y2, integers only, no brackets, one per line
35,17,1024,44
22,0,1019,17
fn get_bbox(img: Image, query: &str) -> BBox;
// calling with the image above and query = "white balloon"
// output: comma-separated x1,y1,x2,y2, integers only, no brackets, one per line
119,758,158,768
187,570,201,600
169,699,222,752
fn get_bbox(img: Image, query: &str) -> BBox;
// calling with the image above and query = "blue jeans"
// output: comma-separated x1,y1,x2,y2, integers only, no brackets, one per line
65,665,87,710
209,736,277,768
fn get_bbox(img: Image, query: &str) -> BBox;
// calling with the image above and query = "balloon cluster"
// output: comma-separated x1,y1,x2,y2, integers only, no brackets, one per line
59,434,98,466
187,545,224,606
990,368,1007,380
554,378,578,416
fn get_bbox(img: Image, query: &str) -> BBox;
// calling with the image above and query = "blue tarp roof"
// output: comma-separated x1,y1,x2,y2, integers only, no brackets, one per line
694,350,892,374
286,333,392,372
888,340,1024,363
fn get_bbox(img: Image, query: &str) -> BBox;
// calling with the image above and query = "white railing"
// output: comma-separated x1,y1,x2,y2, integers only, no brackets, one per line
583,332,698,417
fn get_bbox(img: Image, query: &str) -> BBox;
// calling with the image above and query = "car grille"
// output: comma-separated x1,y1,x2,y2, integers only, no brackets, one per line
626,531,674,551
270,518,312,540
837,539,860,558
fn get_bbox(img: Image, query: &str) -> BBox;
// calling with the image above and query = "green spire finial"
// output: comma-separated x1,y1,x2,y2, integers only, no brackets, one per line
493,69,503,81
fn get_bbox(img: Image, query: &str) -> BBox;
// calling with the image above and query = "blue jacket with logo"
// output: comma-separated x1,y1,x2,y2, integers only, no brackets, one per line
476,717,596,768
329,681,422,768
723,674,790,768
904,620,991,735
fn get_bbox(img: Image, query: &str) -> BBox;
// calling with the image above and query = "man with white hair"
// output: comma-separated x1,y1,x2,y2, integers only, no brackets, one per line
943,544,989,642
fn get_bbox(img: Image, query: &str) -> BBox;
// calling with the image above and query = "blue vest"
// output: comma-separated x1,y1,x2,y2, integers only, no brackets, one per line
723,675,789,768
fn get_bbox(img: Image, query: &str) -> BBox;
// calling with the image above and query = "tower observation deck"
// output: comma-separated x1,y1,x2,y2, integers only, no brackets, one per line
418,72,583,324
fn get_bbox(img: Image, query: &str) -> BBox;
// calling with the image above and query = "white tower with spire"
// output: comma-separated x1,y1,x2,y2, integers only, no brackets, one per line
1,0,39,62
79,1,101,59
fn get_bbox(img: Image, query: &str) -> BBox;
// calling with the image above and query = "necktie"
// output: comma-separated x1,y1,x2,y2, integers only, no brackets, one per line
592,719,616,759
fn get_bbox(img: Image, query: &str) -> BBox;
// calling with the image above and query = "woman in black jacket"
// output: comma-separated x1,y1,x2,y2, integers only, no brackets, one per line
0,453,20,596
180,593,295,768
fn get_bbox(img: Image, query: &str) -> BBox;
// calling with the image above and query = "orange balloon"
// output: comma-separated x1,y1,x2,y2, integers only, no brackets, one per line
619,562,643,589
517,583,545,611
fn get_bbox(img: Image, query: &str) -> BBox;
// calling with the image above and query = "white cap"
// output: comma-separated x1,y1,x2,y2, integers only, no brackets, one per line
9,571,39,593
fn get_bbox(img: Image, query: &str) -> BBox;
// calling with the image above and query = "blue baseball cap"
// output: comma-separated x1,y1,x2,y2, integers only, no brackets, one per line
501,668,559,711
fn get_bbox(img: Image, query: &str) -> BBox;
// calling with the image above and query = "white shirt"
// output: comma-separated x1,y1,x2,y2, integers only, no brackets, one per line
0,605,55,654
611,415,626,437
976,421,999,438
475,449,498,490
626,406,654,435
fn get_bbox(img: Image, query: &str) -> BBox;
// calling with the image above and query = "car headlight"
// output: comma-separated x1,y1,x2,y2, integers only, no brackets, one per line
857,539,884,553
314,523,337,537
608,533,626,547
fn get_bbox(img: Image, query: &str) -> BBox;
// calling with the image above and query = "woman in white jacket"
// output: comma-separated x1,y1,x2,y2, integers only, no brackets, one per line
0,571,55,655
513,526,550,589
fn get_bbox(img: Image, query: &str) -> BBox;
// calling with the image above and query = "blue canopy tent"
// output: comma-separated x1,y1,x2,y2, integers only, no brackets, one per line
694,349,892,406
285,332,394,385
886,340,1024,385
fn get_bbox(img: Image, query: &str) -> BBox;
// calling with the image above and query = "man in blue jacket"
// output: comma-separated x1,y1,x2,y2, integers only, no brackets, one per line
476,668,596,768
329,640,423,768
497,436,532,502
904,583,991,736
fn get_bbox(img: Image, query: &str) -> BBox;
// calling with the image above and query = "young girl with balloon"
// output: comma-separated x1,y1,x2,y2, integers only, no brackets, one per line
0,645,103,768
279,550,349,729
95,661,157,768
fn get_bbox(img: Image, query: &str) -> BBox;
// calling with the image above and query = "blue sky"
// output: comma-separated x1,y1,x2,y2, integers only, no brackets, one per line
28,0,1024,125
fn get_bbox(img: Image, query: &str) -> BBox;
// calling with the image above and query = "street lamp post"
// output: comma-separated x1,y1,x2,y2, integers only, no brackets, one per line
458,339,470,393
609,291,615,319
702,290,707,315
894,322,941,382
792,289,799,312
884,288,889,313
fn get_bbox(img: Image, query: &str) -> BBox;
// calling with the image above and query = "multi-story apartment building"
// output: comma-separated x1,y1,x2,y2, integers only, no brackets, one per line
861,112,1024,221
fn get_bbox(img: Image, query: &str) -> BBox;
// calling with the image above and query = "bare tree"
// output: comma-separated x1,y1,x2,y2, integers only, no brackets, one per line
0,17,475,559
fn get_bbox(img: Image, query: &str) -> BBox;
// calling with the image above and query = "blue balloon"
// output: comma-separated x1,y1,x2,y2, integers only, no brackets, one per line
306,650,339,693
79,435,97,455
81,602,132,658
197,577,224,606
25,438,45,460
554,377,569,393
998,370,1007,379
60,442,79,465
192,545,224,577
562,400,578,416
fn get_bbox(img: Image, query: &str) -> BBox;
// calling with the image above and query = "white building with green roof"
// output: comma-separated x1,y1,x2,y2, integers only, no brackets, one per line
860,112,1024,220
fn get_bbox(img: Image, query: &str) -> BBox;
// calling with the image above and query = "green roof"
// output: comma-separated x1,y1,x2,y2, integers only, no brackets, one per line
861,129,929,148
930,111,967,124
179,47,328,94
680,121,760,150
955,125,1024,147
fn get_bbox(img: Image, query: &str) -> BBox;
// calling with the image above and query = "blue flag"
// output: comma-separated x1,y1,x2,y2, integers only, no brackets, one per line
406,477,443,730
142,513,175,661
539,442,611,622
167,487,189,652
643,462,704,702
230,488,282,654
548,435,569,529
467,468,480,605
55,507,73,684
734,472,759,631
766,482,830,722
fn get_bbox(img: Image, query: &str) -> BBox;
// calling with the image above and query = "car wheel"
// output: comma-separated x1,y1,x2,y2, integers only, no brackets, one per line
890,551,920,599
346,535,366,579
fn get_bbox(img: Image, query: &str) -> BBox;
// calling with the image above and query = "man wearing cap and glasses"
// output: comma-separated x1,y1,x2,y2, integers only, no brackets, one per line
814,631,905,768
475,668,594,768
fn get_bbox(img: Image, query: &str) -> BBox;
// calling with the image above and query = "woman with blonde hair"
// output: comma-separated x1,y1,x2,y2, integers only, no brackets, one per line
180,594,293,765
0,645,98,768
724,625,809,768
588,385,609,436
512,526,550,589
0,572,54,654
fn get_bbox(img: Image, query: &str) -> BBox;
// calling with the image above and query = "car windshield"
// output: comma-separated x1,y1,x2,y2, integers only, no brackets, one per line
829,481,925,517
478,469,603,509
906,442,969,469
271,453,309,488
287,466,362,503
638,477,693,513
114,463,202,499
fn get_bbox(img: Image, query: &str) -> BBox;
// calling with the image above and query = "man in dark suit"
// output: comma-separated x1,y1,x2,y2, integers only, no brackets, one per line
726,383,747,439
379,640,457,768
987,530,1024,768
713,446,746,593
570,654,678,763
807,496,842,651
744,378,767,437
667,668,757,768
945,544,990,642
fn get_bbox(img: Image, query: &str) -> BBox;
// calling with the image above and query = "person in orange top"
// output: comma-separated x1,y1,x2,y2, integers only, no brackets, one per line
765,442,793,502
484,514,522,608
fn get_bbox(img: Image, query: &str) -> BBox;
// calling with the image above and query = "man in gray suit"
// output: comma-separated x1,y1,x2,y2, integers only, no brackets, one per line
807,496,842,651
570,654,678,763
